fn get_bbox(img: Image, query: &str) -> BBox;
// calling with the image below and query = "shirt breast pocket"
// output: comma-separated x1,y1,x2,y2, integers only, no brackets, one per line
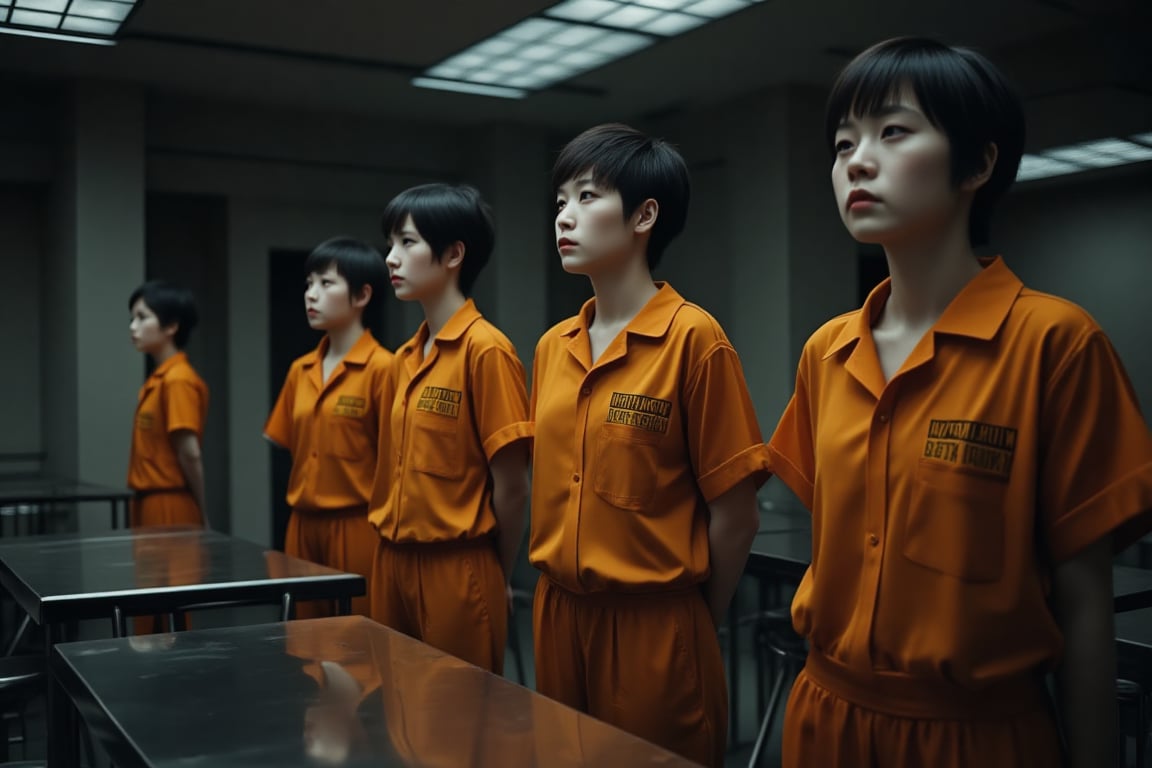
902,459,1006,583
593,424,662,512
330,415,373,462
409,413,464,480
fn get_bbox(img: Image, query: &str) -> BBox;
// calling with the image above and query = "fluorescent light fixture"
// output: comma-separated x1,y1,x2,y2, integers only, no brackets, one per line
410,77,527,100
17,0,68,11
0,0,140,43
414,0,761,97
1017,134,1152,182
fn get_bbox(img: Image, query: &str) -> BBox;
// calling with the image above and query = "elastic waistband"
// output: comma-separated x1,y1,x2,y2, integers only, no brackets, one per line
292,505,369,519
380,535,495,552
539,574,703,608
803,651,1050,720
133,488,189,500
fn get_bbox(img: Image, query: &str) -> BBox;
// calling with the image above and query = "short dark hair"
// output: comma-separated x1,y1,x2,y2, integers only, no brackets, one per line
381,184,495,296
552,123,690,269
304,237,388,316
128,281,199,349
825,37,1026,247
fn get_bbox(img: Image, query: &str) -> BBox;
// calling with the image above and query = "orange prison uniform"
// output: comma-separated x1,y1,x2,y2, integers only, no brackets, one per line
127,351,208,527
368,299,530,673
265,329,393,618
529,283,770,768
768,257,1152,768
127,351,208,634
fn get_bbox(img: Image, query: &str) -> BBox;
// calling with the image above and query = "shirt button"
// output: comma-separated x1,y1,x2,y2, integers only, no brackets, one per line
868,534,880,546
877,413,889,423
580,386,591,396
572,473,581,483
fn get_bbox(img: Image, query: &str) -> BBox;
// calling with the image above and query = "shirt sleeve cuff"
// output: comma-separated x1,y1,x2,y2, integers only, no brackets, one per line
697,443,772,502
482,421,534,460
766,445,814,511
1047,462,1152,564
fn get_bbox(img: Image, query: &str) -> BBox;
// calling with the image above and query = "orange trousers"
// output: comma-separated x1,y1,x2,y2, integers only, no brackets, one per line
130,490,203,635
130,489,201,528
370,537,507,674
783,651,1065,767
532,576,727,768
285,507,377,618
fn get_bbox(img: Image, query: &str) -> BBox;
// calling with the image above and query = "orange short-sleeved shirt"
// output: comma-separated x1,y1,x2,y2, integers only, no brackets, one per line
768,257,1152,688
529,282,770,594
127,352,209,492
265,330,394,511
368,300,531,542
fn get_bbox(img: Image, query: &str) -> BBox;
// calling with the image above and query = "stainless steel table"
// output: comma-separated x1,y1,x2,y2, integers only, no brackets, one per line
0,527,366,767
51,615,698,768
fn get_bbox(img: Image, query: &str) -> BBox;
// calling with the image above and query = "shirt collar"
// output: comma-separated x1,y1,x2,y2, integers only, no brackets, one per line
151,351,188,378
823,256,1022,360
400,299,483,356
559,282,683,340
301,328,378,368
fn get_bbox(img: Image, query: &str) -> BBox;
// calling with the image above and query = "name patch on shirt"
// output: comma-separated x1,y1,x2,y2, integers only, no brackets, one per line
136,412,155,431
333,395,366,418
416,386,462,419
606,392,672,434
923,419,1016,479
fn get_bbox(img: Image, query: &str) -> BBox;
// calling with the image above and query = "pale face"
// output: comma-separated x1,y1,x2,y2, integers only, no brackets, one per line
384,215,454,302
129,298,174,354
304,264,362,330
554,175,639,276
831,90,961,247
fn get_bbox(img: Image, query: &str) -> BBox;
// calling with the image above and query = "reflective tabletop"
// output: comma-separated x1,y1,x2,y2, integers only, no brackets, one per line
0,527,365,625
0,474,132,529
52,616,698,768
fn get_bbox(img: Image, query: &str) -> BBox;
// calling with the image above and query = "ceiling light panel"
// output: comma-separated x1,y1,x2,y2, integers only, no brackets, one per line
1,0,138,43
415,0,762,98
1016,134,1152,182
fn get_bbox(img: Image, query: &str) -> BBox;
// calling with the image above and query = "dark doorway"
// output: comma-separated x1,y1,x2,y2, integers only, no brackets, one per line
267,249,388,549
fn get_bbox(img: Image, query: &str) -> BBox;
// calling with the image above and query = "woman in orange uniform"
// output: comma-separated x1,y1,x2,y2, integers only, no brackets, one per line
368,183,531,674
127,281,208,528
530,124,769,767
265,237,392,618
768,37,1152,768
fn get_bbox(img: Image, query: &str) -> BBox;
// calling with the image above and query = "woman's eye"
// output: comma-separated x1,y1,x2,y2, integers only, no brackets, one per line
882,125,909,138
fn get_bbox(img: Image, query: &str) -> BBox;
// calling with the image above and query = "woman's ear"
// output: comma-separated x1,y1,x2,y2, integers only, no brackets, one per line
632,198,660,235
962,142,999,192
442,241,465,270
351,283,372,310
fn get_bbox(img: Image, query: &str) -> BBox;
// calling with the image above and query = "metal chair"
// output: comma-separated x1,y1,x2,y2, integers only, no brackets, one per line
746,607,807,768
1118,678,1149,768
0,656,44,763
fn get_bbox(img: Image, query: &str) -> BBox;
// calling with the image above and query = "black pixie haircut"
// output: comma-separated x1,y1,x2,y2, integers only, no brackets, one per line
552,123,690,269
303,236,388,313
825,37,1026,246
381,184,495,296
128,281,199,349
